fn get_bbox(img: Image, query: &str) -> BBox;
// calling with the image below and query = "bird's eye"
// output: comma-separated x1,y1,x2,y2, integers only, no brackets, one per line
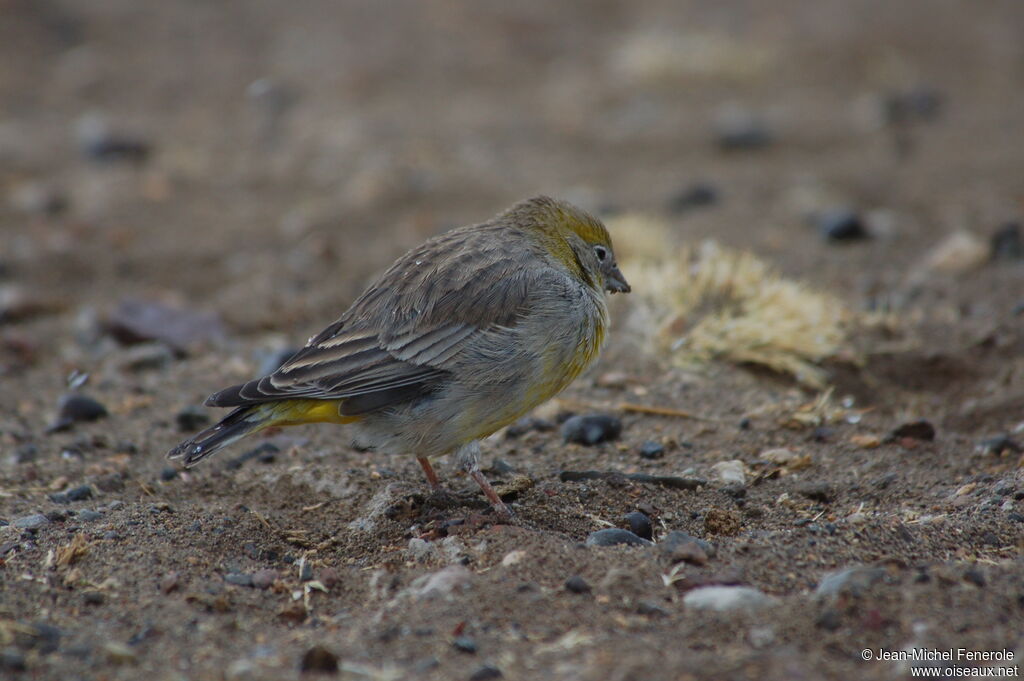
594,245,608,261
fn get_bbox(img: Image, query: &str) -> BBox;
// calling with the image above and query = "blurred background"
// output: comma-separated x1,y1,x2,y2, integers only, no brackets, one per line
3,0,1022,341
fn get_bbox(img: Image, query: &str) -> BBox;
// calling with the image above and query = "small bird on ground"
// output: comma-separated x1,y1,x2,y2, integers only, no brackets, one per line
169,196,630,516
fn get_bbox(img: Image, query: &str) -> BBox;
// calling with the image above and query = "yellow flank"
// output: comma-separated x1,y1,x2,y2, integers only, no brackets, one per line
265,399,361,426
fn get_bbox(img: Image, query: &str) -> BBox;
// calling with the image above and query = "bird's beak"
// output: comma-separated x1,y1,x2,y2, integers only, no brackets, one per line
605,266,631,294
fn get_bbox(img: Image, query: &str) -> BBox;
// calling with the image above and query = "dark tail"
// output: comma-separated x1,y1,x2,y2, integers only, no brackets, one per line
167,406,269,467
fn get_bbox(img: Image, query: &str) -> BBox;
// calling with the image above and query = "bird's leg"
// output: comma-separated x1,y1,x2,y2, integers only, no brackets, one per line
456,442,511,518
417,456,442,490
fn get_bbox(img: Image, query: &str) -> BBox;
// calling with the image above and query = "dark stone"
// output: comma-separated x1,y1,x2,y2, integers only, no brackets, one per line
225,442,280,470
300,561,314,582
160,467,178,481
964,568,986,587
505,417,555,439
659,530,714,564
797,482,834,504
638,440,664,459
252,569,279,590
811,427,834,442
565,575,591,594
636,599,670,617
883,87,944,124
175,406,210,432
561,414,622,446
624,511,653,540
12,514,48,530
585,528,653,548
83,591,105,605
47,394,107,432
77,509,103,522
1007,513,1024,524
817,608,842,631
0,648,26,671
106,298,225,355
667,182,719,213
452,636,477,654
816,209,870,242
12,444,37,463
469,664,503,681
991,222,1023,261
979,435,1022,455
889,420,935,442
299,645,339,673
715,110,773,151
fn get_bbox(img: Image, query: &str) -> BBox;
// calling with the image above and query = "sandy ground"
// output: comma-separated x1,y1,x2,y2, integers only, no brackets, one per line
2,1,1023,679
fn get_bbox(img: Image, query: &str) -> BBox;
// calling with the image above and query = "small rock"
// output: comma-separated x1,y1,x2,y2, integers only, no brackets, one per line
659,530,714,565
815,565,887,600
452,637,477,654
160,467,178,482
710,460,746,486
13,514,48,530
224,573,254,588
638,440,665,459
106,298,225,355
667,182,719,213
0,648,26,671
683,586,775,612
991,222,1023,261
978,435,1022,455
114,343,175,372
83,591,105,605
407,538,437,562
176,406,210,432
299,561,314,582
77,510,103,522
585,528,653,548
816,208,870,242
561,413,622,446
636,599,670,617
918,231,988,276
714,106,773,151
48,393,107,432
565,575,591,594
50,484,94,504
504,417,555,439
409,565,472,599
501,550,527,567
761,448,798,465
963,567,985,587
883,87,944,124
76,114,150,163
595,371,631,389
101,641,137,665
252,569,279,590
225,442,279,470
816,608,842,631
299,645,339,673
889,420,935,442
469,664,503,681
797,482,834,504
624,511,653,540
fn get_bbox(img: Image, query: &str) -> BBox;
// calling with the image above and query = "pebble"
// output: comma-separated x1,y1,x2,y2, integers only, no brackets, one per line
101,641,137,665
48,393,107,432
760,448,798,465
452,637,477,654
561,413,622,445
978,434,1022,455
317,567,340,589
469,664,504,681
638,440,664,459
918,231,988,275
714,106,773,151
299,645,339,673
50,484,94,504
225,443,279,469
814,565,886,600
160,467,179,481
0,648,26,671
991,222,1022,260
797,482,834,504
659,530,714,565
408,538,437,562
77,509,103,522
683,586,775,612
816,208,870,242
83,591,105,605
107,298,225,355
76,114,151,163
889,420,935,442
408,565,472,599
504,417,555,439
13,514,49,530
636,599,670,617
565,575,591,594
299,561,314,582
585,528,653,548
963,567,986,587
667,182,719,213
624,511,653,540
176,406,210,432
710,460,746,486
160,572,180,594
816,608,842,631
224,573,254,588
114,342,175,372
252,569,279,590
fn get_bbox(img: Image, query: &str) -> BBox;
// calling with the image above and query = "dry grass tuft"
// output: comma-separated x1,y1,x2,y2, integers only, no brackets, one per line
611,215,849,388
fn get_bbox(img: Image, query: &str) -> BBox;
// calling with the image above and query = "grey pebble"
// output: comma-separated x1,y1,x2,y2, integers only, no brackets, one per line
624,511,653,540
816,208,869,242
13,514,49,530
470,664,503,680
77,510,103,522
452,636,477,654
564,575,591,594
252,569,279,590
585,528,653,548
638,440,664,459
48,393,108,432
561,414,622,446
224,573,254,587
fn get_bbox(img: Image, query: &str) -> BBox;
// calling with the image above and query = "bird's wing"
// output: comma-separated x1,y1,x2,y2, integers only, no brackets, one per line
206,226,559,414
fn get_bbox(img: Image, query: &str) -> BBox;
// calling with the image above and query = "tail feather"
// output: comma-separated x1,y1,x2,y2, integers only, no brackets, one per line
167,406,269,467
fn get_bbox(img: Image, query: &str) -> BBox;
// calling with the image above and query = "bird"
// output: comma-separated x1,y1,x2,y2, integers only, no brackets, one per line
168,196,630,516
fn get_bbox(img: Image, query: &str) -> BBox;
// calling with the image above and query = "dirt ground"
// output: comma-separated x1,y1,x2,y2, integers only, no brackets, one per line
2,1,1023,679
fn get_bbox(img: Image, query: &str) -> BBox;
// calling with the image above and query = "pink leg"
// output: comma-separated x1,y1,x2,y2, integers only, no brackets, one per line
417,456,441,490
469,469,512,518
